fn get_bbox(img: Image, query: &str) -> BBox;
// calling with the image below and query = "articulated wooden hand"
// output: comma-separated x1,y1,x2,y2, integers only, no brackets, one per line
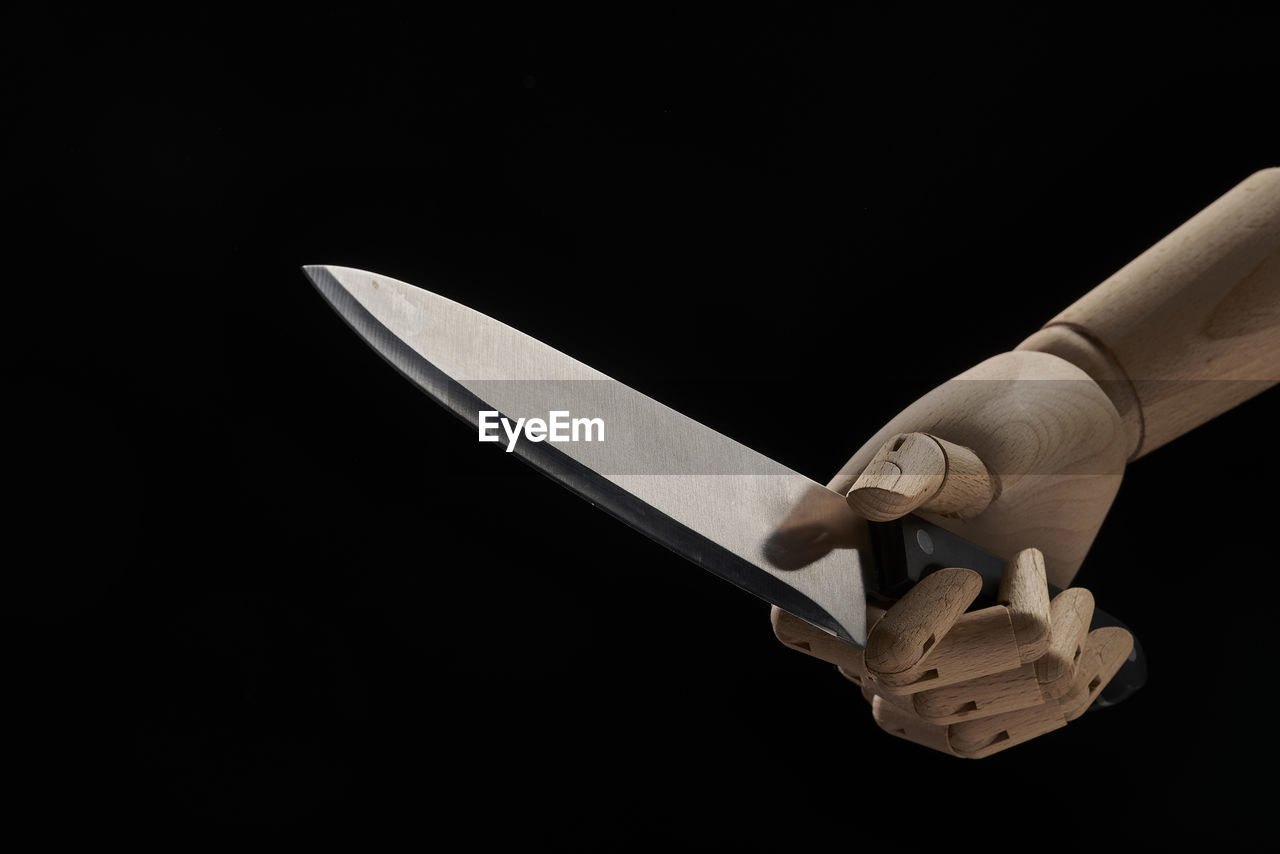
774,429,1134,758
771,168,1279,756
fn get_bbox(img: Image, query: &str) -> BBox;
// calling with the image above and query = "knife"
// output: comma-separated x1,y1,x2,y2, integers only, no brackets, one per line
303,264,871,646
301,264,1146,705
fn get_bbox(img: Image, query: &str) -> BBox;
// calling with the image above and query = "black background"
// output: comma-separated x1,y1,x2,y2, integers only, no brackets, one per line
10,4,1279,847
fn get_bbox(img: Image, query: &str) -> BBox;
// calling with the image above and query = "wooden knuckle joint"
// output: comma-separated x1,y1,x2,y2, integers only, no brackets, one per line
846,432,997,522
1035,587,1095,696
998,547,1053,663
912,662,1044,724
872,604,1022,693
871,695,958,756
947,701,1069,759
770,605,867,674
1057,626,1135,722
864,567,983,677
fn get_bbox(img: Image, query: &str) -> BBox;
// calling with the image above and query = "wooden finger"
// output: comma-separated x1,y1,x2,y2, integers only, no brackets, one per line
864,620,1132,756
846,432,996,521
846,432,945,521
864,567,983,676
859,677,914,714
826,351,1128,587
998,547,1052,662
870,695,957,756
1035,588,1095,697
845,666,877,693
919,436,999,519
770,605,867,679
874,605,1022,692
947,701,1068,759
910,662,1045,724
1058,626,1135,721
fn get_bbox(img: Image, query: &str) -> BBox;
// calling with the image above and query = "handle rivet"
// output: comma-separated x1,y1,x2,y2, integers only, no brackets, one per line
915,527,935,555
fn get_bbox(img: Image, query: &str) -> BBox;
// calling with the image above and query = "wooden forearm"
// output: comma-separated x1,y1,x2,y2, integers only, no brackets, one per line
1018,167,1280,459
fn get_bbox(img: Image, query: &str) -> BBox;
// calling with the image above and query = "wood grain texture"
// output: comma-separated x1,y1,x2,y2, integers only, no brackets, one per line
828,350,1129,589
1016,325,1144,458
870,695,957,756
1019,167,1280,459
998,547,1052,663
845,432,946,521
863,567,982,675
872,605,1022,692
855,622,1134,758
769,606,866,677
947,699,1068,759
923,435,998,519
1059,626,1134,722
911,661,1044,724
1035,588,1095,696
846,432,995,521
785,170,1279,759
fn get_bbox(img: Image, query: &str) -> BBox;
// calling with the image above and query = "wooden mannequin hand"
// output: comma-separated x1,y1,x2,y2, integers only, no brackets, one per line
768,168,1279,755
771,422,1135,756
769,347,1137,757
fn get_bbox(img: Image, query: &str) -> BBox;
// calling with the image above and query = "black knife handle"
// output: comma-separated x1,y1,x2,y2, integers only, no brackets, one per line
867,515,1146,708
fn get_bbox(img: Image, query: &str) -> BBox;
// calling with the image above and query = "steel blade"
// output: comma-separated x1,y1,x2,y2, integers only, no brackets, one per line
303,265,870,646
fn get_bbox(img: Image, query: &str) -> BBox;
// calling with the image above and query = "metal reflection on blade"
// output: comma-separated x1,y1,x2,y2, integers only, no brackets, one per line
303,265,870,646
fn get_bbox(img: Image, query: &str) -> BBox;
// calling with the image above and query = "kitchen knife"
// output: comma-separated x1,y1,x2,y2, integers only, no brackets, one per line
301,264,1145,706
303,264,872,647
